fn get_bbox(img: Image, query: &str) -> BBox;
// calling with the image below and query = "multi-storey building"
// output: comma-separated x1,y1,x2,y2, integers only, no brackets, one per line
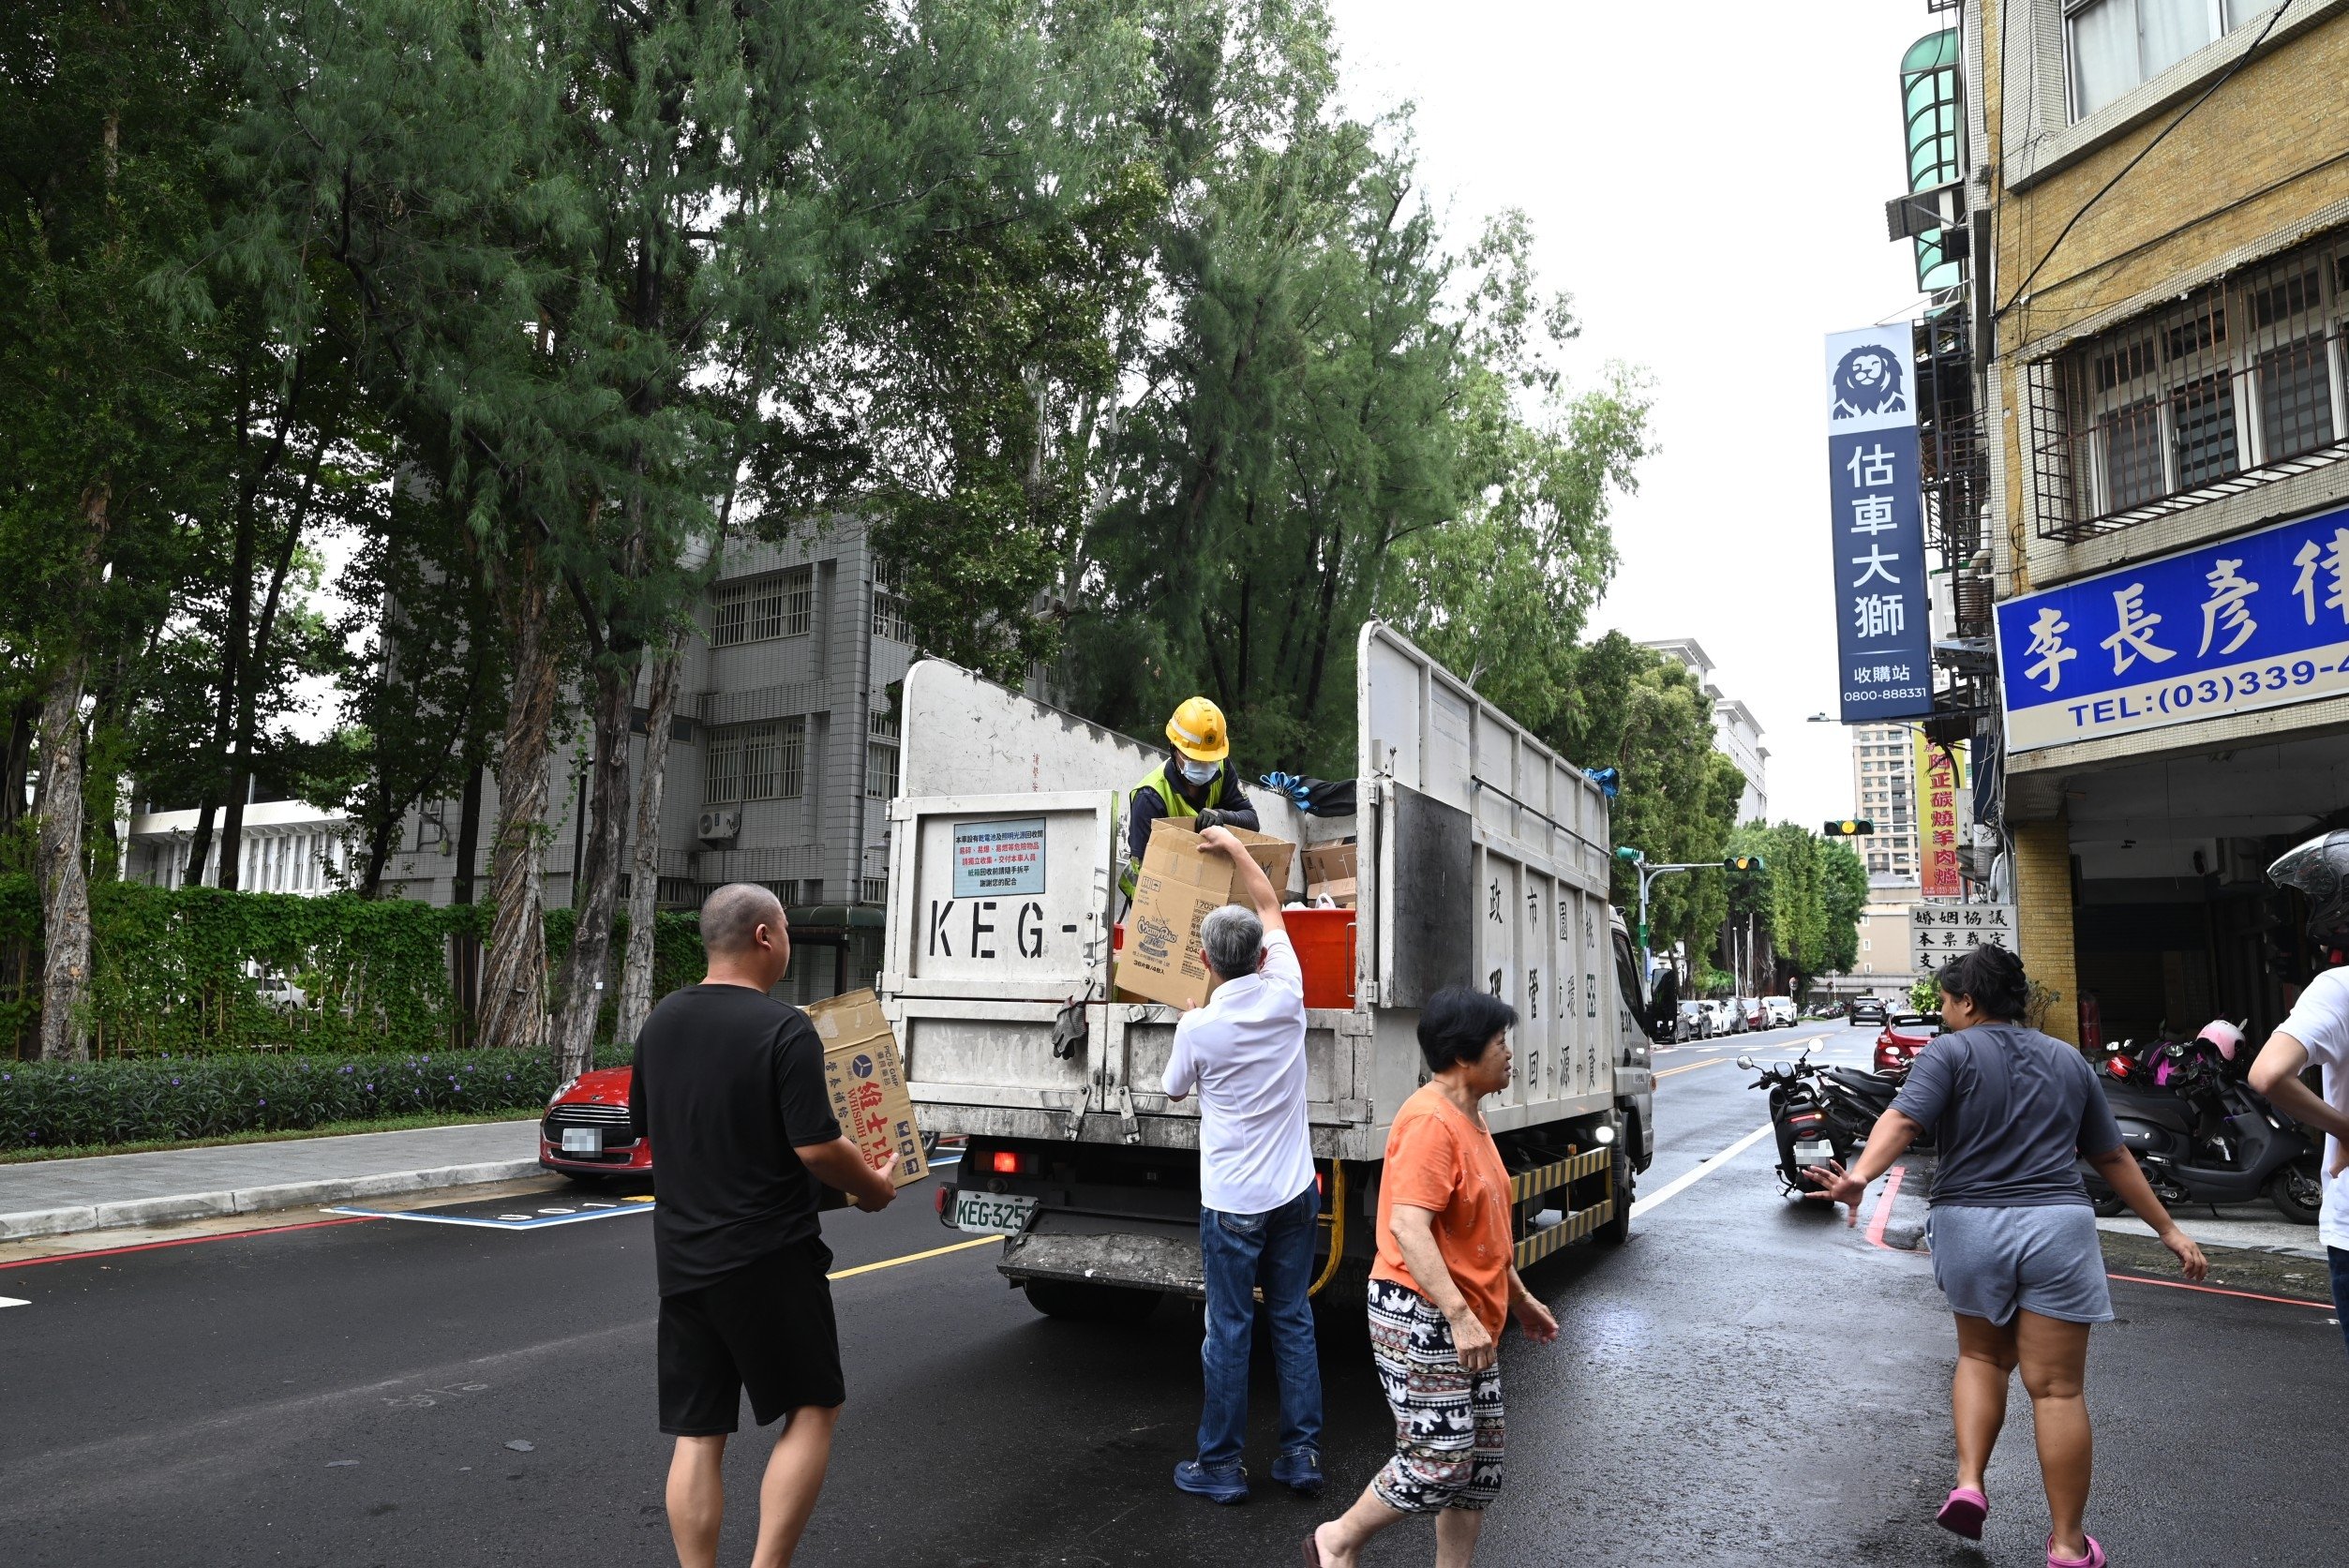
1638,637,1772,822
1849,724,1922,884
1967,0,2349,1044
125,516,917,1006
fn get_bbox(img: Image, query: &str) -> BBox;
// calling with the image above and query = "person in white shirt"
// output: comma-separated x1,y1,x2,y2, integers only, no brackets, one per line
2249,831,2349,1359
1162,825,1323,1504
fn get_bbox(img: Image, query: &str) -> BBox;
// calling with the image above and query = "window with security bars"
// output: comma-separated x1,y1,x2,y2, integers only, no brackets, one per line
710,566,813,647
2030,228,2349,540
871,558,911,643
860,875,889,903
866,739,899,800
703,717,807,802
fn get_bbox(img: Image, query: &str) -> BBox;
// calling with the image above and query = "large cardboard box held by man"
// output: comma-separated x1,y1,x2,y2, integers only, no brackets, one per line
1115,818,1296,1009
805,988,928,1187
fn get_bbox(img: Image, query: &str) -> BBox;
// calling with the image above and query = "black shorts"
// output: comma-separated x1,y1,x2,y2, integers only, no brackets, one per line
657,1238,843,1435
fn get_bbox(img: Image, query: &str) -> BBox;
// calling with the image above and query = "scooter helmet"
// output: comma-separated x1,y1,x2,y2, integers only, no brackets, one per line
2268,829,2349,948
2193,1019,2245,1062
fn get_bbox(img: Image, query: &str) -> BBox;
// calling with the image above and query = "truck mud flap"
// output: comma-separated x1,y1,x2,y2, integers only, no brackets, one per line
999,1211,1206,1299
1510,1147,1612,1268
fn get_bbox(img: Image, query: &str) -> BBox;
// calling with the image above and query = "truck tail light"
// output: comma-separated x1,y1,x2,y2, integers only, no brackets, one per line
991,1149,1029,1176
934,1185,950,1215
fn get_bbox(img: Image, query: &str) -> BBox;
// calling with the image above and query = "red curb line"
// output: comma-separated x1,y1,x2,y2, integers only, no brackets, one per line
1864,1164,1907,1251
0,1214,379,1270
2103,1271,2335,1310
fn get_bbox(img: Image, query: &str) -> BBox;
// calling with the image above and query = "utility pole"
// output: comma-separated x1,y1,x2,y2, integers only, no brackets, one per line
1618,847,1765,984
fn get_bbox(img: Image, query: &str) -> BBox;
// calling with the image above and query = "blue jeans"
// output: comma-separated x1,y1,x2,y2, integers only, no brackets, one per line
1196,1184,1324,1468
2332,1247,2349,1359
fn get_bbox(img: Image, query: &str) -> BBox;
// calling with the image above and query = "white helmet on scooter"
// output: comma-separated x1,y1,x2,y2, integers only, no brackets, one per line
2193,1019,2245,1062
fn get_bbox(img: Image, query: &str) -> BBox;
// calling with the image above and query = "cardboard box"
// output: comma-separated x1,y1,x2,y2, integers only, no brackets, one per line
1301,840,1357,887
1308,875,1358,907
806,988,928,1188
1114,818,1296,1009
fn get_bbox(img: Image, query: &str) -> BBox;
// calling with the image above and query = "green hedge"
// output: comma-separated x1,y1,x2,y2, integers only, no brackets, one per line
0,876,705,1058
0,1043,633,1150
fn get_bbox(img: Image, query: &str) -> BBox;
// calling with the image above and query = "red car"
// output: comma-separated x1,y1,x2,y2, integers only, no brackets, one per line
539,1065,652,1179
1874,1012,1943,1074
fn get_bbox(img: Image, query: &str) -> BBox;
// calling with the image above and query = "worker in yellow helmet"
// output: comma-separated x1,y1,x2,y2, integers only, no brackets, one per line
1123,696,1260,896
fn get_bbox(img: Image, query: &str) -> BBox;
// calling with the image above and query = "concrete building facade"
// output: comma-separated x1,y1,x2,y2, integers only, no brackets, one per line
1848,724,1922,886
1972,0,2349,1044
1638,637,1772,822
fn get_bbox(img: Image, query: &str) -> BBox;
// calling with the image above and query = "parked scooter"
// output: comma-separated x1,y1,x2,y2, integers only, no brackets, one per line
2082,1020,2324,1224
1741,1049,1855,1197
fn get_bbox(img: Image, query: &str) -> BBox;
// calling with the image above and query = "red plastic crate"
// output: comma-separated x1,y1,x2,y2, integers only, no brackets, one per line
1113,910,1355,1009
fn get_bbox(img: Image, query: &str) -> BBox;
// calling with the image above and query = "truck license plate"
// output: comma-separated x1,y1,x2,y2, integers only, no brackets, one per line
1793,1139,1835,1166
952,1190,1037,1235
561,1127,603,1155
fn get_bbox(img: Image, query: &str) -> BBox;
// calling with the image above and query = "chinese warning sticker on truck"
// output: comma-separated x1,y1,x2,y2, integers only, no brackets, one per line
951,817,1047,898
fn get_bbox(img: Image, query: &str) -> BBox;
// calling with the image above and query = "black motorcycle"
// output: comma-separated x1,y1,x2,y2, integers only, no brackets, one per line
2082,1058,2324,1224
1742,1049,1856,1197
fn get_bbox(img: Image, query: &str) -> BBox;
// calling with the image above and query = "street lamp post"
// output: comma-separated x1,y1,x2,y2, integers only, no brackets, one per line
1616,846,1763,986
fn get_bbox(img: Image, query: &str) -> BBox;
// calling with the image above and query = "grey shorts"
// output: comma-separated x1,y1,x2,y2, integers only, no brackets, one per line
1924,1202,2114,1326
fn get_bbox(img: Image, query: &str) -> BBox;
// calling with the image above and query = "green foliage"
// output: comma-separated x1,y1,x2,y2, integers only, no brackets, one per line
0,1044,625,1151
1722,823,1874,996
0,877,701,1056
1908,975,1940,1012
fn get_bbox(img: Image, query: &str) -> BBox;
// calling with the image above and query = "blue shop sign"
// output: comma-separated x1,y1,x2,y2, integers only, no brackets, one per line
1824,325,1935,722
1995,501,2349,752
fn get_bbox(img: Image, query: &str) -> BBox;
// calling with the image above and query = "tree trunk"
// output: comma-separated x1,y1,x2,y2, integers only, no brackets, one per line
478,553,559,1056
215,443,318,890
450,757,486,1046
36,483,109,1061
547,656,632,1078
615,646,680,1048
1,696,39,829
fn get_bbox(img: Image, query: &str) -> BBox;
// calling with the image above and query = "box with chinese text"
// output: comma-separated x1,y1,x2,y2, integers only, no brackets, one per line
1114,818,1295,1009
807,988,928,1190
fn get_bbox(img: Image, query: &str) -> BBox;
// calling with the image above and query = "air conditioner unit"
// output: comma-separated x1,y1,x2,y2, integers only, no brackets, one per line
696,808,741,844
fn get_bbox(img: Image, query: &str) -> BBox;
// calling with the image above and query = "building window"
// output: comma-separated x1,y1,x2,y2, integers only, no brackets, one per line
866,739,899,801
860,874,889,903
2031,227,2349,540
871,560,911,645
2066,0,2264,122
705,717,807,803
711,566,814,648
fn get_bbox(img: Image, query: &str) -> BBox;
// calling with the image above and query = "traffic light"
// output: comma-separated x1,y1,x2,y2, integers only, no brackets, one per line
1824,819,1876,836
1724,854,1765,872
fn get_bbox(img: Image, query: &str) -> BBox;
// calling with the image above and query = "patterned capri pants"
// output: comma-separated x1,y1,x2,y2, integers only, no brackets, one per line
1366,1278,1504,1513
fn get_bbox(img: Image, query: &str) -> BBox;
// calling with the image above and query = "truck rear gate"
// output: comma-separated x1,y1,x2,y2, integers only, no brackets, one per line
882,624,1653,1309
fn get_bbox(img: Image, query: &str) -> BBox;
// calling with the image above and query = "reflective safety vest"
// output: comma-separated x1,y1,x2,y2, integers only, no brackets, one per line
1121,762,1233,896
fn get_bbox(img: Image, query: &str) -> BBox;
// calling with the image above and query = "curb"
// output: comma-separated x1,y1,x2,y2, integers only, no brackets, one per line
0,1157,546,1241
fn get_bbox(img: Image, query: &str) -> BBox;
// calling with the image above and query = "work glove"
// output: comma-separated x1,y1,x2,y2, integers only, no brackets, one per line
1195,810,1230,830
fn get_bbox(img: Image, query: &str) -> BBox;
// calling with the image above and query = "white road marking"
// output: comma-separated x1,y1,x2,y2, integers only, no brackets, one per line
1,1296,29,1309
1630,1124,1774,1219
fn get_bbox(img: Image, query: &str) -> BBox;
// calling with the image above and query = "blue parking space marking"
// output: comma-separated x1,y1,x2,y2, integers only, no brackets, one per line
323,1197,655,1231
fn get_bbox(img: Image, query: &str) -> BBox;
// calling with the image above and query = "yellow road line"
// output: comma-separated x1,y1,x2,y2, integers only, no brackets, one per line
1655,1056,1728,1080
828,1233,1003,1280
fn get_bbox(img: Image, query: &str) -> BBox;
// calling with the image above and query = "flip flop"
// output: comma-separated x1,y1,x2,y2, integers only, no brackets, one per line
2047,1533,2106,1568
1300,1531,1325,1567
1936,1486,1987,1540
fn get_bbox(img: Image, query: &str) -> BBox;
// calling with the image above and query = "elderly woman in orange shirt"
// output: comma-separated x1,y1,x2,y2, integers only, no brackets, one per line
1306,987,1559,1568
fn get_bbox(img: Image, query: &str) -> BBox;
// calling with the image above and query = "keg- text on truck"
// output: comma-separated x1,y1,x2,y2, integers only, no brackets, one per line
877,622,1670,1319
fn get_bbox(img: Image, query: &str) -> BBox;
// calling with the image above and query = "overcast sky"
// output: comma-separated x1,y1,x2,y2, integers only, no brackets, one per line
1331,0,1942,829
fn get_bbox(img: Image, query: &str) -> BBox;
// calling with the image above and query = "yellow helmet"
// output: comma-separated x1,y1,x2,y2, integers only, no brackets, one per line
1165,695,1229,762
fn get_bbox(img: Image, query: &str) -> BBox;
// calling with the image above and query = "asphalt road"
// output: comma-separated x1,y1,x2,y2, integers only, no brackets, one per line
4,1020,2343,1567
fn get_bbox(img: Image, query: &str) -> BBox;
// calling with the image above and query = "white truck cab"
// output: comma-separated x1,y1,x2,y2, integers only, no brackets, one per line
877,622,1664,1317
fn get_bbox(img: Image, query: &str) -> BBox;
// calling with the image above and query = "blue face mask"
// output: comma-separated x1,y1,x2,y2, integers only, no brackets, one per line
1178,757,1219,786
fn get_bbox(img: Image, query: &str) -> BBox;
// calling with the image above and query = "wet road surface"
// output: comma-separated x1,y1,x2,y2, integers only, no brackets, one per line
3,1020,2342,1566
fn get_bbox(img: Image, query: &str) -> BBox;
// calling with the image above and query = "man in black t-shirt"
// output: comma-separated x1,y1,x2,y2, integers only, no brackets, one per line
631,882,895,1568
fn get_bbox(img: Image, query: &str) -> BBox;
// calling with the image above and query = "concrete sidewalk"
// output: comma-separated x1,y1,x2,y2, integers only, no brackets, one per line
0,1120,544,1240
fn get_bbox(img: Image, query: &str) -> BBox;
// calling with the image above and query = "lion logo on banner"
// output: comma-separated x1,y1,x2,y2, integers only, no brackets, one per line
1830,344,1908,419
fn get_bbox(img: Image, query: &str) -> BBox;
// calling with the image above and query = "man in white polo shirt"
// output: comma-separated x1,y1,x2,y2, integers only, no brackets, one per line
2251,831,2349,1359
1162,825,1322,1505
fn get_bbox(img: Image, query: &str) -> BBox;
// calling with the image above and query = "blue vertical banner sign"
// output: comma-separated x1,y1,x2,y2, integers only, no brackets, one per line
1825,324,1935,722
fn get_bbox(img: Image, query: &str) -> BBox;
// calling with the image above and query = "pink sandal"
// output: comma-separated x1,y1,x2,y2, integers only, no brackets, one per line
1935,1486,1987,1540
2048,1534,2105,1568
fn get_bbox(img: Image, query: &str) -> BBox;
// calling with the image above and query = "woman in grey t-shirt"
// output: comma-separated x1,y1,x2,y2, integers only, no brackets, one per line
1806,947,2206,1568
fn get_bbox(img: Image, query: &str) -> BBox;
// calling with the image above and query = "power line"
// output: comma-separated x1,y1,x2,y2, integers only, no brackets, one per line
1997,2,2291,321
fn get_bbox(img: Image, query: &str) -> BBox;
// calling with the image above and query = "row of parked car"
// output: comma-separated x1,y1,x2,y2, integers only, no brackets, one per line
1670,994,1797,1039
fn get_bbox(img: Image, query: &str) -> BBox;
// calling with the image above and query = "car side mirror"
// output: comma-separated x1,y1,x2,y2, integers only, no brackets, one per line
1646,970,1681,1042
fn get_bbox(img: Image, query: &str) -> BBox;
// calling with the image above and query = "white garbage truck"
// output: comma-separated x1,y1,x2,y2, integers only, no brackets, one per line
876,621,1665,1318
